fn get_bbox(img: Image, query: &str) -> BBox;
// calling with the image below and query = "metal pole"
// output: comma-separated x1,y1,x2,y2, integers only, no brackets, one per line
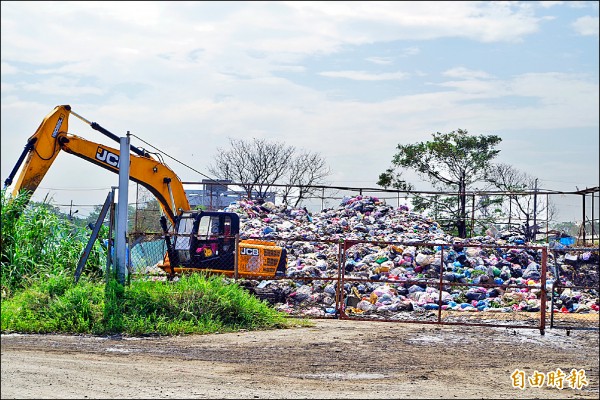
134,183,139,233
508,199,512,231
437,245,444,324
470,194,475,238
533,178,538,242
582,192,586,245
540,246,547,335
546,194,549,244
335,241,345,319
75,190,113,283
106,187,117,282
115,134,130,285
234,234,239,280
592,190,595,245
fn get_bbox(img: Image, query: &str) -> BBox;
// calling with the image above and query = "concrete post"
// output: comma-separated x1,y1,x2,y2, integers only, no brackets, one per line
115,134,130,284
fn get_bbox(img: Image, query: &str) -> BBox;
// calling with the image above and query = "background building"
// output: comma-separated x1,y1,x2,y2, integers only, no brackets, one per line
185,179,276,210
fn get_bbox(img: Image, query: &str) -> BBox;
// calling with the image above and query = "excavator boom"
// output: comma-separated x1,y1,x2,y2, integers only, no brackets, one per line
4,105,189,224
5,105,70,195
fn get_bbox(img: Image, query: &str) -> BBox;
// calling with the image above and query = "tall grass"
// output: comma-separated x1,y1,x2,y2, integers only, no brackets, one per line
121,273,290,335
1,189,105,297
1,273,298,335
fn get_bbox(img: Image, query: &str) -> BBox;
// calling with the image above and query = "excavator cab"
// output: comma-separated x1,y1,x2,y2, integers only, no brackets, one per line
173,211,238,271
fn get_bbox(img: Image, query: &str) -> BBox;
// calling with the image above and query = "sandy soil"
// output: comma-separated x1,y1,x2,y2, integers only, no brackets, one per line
1,319,598,399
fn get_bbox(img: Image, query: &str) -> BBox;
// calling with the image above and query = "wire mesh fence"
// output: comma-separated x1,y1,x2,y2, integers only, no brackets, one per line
547,247,599,330
123,231,598,333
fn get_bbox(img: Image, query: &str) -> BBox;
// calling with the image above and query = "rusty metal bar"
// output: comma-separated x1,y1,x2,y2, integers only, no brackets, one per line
437,245,445,324
550,249,557,329
540,246,547,335
339,241,353,320
334,241,344,319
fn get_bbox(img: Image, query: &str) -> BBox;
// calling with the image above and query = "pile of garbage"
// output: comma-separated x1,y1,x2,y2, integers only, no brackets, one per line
224,195,599,319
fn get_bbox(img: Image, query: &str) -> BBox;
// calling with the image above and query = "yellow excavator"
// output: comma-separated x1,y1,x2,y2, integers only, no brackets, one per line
4,105,286,279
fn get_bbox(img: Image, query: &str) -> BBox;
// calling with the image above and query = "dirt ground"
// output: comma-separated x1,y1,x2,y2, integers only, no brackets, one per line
1,319,598,399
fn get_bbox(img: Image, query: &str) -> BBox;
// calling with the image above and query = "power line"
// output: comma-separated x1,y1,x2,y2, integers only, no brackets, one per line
37,187,112,191
129,134,221,184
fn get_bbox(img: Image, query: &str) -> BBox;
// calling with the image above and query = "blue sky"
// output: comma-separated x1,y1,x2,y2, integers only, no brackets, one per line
1,1,598,223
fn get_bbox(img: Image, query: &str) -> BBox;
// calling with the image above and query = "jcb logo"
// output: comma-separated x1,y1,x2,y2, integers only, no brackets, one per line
96,147,119,168
51,115,65,138
240,248,259,256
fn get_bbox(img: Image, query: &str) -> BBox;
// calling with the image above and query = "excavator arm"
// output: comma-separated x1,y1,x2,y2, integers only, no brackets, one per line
4,105,189,225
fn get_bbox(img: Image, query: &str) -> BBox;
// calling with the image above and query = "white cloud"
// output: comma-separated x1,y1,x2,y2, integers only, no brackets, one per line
538,1,564,9
284,1,543,43
366,57,393,65
566,1,598,10
319,70,408,81
1,62,18,75
442,67,493,80
436,79,503,95
572,16,599,36
399,46,420,57
0,1,547,71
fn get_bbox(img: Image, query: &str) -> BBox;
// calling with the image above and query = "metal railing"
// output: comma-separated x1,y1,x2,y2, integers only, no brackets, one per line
127,232,599,335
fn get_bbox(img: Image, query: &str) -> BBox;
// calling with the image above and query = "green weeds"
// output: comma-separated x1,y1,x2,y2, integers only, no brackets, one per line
1,273,294,335
1,189,104,297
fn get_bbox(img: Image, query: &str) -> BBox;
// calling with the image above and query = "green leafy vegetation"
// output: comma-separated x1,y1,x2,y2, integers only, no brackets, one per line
378,129,502,238
1,189,105,297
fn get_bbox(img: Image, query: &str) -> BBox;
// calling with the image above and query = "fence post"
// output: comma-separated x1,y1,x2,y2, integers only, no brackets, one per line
74,190,113,283
546,194,549,243
540,246,547,335
115,134,130,285
582,193,586,245
335,240,345,319
106,187,116,282
470,194,475,237
437,245,445,324
592,190,595,244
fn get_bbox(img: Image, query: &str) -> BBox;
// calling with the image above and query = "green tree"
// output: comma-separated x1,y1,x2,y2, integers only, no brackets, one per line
378,129,502,238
